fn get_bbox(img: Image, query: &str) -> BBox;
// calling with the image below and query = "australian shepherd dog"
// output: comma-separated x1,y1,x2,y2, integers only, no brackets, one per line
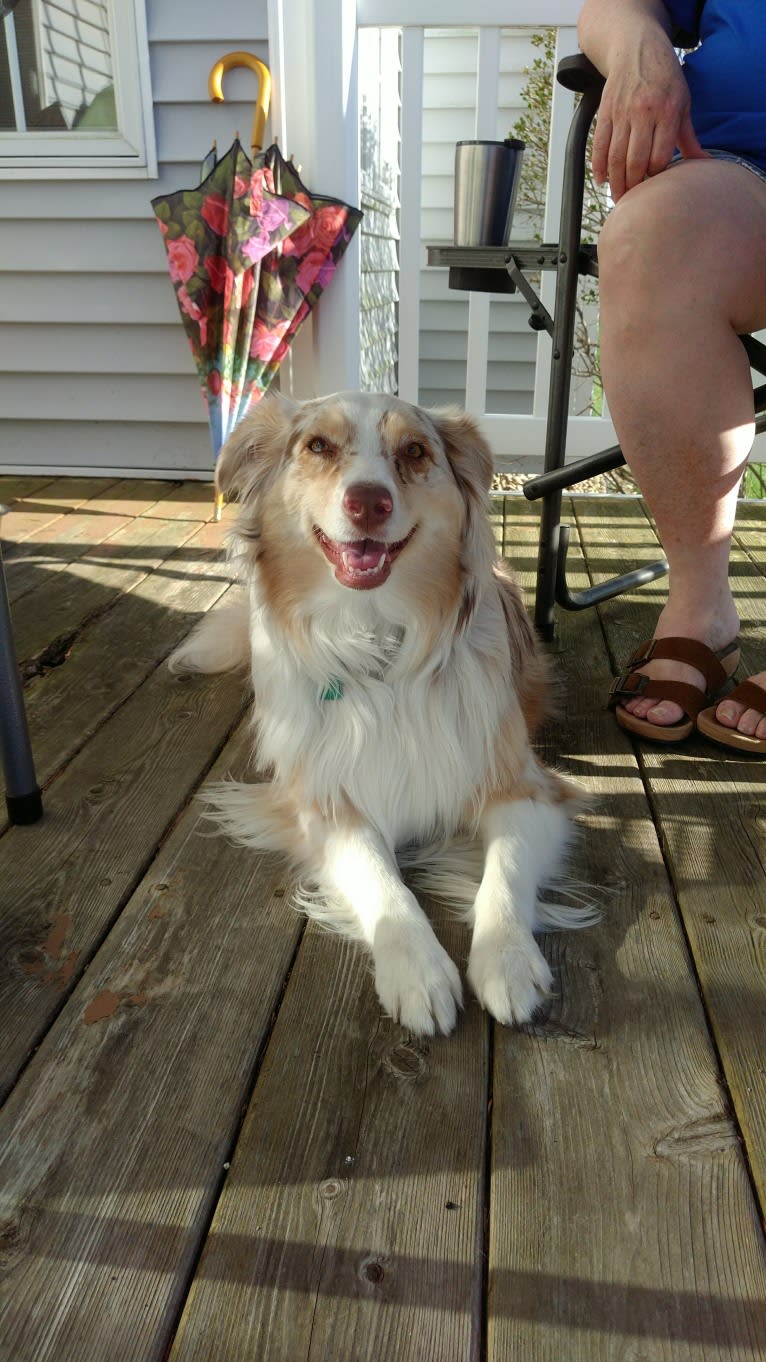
170,391,591,1036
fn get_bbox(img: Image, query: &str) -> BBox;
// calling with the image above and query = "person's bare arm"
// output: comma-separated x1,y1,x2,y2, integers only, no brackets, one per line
578,0,707,200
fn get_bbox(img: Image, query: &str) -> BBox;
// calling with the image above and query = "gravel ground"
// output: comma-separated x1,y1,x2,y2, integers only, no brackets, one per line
491,468,637,495
492,464,766,498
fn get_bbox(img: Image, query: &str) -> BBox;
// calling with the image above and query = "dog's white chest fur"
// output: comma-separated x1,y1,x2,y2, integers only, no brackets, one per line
251,602,512,847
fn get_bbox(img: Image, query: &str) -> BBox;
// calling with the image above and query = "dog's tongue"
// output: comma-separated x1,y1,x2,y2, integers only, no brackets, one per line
344,539,387,570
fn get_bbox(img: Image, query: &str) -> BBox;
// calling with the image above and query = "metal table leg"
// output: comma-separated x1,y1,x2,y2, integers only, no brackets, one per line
0,510,43,825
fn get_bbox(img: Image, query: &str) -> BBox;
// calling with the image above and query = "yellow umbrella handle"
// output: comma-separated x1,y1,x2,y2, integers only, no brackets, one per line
208,52,272,154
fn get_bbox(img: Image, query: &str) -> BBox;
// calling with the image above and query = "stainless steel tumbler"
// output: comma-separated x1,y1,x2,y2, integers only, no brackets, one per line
453,138,525,246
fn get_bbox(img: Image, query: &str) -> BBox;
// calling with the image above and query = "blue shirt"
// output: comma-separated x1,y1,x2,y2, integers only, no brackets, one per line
665,1,766,171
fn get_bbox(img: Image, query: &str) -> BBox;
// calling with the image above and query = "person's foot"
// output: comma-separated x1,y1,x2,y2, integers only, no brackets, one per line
617,596,766,740
620,652,710,727
621,645,766,739
712,672,766,740
620,607,739,723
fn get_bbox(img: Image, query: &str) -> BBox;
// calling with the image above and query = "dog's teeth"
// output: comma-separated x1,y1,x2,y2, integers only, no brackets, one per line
340,550,389,576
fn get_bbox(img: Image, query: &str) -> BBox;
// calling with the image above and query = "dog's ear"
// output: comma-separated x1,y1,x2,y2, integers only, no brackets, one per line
429,407,494,502
428,407,496,630
215,392,299,501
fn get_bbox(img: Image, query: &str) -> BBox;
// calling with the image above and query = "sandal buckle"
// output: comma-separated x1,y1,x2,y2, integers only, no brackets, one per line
609,671,649,705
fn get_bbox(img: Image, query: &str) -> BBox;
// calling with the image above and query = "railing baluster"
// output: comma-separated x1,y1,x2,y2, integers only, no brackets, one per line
5,12,27,132
465,27,501,416
398,25,425,402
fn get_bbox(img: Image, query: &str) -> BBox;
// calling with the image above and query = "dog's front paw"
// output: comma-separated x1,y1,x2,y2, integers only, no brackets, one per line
372,917,463,1036
467,926,552,1025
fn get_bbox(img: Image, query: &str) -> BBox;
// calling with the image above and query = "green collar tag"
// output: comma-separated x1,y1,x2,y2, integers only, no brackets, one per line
321,678,344,702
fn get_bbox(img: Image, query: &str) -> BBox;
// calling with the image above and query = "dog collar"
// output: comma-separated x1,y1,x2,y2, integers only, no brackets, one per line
321,678,344,701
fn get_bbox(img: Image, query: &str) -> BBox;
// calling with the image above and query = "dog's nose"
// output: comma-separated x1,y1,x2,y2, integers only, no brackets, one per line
343,482,394,528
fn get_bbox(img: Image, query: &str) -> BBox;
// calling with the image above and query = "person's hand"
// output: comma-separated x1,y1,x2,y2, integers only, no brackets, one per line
591,35,708,200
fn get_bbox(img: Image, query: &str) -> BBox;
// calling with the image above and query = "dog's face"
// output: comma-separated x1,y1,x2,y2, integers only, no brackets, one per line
218,391,495,631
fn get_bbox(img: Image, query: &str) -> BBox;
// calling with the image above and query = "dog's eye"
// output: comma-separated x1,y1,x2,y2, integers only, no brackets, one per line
307,436,333,455
403,441,426,460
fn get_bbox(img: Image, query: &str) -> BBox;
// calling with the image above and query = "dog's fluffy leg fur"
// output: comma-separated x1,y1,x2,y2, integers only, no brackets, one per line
316,824,463,1036
467,797,573,1024
168,596,250,675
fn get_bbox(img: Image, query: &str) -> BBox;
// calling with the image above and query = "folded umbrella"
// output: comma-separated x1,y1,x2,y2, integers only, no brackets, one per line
152,55,362,513
246,143,363,399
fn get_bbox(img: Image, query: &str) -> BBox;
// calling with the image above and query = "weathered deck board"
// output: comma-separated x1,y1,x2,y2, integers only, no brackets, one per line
487,503,766,1360
169,915,489,1362
0,477,122,543
6,509,133,605
141,483,218,521
12,512,228,669
1,517,234,817
0,474,58,506
0,723,305,1362
82,479,184,519
4,480,182,604
0,478,764,1362
10,476,123,512
574,496,766,1208
0,614,246,1099
0,490,242,1095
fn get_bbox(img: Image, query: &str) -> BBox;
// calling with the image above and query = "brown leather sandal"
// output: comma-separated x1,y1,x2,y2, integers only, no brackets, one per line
608,636,740,744
697,677,766,754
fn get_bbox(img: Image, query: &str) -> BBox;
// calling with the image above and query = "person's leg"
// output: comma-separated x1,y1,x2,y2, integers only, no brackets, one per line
598,158,766,739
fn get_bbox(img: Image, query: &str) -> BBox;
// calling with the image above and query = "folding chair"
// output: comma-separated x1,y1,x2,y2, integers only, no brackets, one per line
429,52,766,642
0,507,43,824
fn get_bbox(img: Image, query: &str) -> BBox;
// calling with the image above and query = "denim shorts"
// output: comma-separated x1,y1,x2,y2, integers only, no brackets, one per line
669,147,766,187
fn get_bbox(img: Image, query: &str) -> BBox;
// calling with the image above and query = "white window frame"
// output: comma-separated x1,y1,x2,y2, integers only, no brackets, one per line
0,0,157,178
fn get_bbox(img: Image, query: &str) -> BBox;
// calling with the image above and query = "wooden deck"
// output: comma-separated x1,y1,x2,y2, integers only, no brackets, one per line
1,475,765,1362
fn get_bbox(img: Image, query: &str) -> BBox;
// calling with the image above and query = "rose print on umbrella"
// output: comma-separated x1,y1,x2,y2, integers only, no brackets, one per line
152,140,309,465
152,139,362,506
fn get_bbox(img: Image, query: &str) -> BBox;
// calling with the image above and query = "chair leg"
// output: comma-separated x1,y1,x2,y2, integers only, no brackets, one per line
533,85,600,641
0,528,42,825
534,489,563,642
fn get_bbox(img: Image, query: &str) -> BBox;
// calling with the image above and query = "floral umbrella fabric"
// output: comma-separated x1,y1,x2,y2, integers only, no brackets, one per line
152,140,362,465
249,146,363,391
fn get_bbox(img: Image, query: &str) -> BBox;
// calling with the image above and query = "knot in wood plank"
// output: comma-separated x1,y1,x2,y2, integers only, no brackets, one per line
382,1040,429,1082
653,1114,740,1161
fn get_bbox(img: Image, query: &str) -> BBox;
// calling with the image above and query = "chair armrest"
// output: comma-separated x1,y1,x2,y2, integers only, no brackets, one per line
556,53,605,99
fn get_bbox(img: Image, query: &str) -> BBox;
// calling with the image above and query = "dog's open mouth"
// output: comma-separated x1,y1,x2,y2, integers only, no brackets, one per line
313,526,416,589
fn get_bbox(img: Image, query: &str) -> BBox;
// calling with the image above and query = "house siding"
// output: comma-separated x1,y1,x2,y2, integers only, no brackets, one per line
1,0,269,477
2,12,564,475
